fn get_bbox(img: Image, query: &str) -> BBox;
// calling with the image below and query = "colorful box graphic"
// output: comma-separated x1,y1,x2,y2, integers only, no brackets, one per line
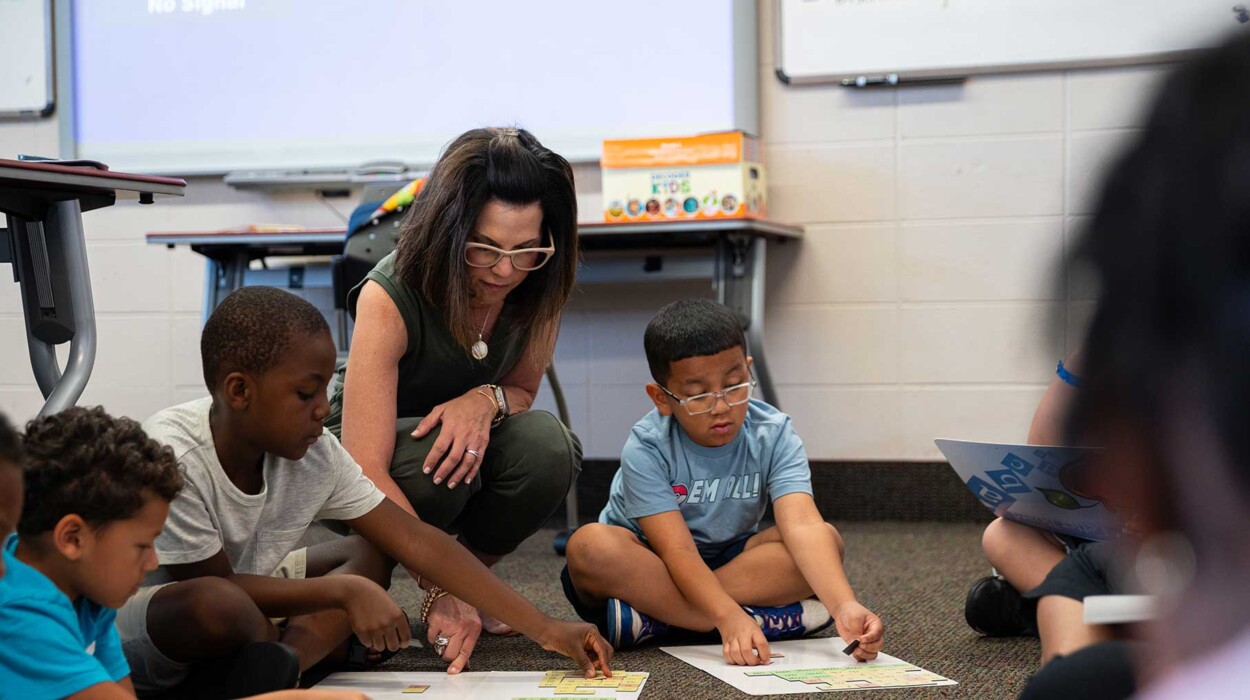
601,131,766,223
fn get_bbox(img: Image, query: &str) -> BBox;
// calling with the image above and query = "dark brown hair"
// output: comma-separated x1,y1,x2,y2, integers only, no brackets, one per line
394,127,578,362
18,406,182,536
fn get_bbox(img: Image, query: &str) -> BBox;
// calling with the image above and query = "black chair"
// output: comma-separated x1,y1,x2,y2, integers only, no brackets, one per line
331,200,579,553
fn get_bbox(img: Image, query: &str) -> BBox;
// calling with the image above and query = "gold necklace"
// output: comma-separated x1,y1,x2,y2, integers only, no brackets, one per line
471,306,492,360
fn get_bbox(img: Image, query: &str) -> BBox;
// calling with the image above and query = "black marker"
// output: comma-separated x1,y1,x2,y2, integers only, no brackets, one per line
842,639,860,656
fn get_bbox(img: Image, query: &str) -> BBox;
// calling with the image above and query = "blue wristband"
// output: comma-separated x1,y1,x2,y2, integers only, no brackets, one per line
1056,360,1083,388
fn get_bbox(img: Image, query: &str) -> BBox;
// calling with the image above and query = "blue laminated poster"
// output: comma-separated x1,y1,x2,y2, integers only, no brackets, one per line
935,438,1123,541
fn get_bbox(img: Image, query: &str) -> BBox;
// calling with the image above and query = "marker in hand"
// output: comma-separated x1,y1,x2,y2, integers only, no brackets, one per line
842,639,860,656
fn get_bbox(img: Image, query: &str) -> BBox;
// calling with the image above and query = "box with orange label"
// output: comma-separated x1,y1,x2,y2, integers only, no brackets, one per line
601,131,766,223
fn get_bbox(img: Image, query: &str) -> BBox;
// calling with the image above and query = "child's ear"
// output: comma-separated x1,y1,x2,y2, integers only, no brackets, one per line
222,371,251,410
52,514,92,561
645,383,673,416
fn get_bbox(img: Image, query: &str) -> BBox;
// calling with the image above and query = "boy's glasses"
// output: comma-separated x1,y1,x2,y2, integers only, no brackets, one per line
465,240,555,271
659,380,756,416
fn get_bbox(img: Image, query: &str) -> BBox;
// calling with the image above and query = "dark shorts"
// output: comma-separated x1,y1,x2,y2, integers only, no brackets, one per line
1024,540,1127,602
560,532,753,633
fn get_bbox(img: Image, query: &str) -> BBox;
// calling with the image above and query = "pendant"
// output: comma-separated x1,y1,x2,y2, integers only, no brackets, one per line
471,340,489,360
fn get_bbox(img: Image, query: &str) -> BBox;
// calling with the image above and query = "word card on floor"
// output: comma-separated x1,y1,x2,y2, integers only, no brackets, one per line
315,670,649,699
661,637,956,695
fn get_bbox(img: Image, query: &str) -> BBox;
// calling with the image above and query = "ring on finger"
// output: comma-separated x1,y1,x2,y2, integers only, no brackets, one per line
465,448,481,459
434,635,450,655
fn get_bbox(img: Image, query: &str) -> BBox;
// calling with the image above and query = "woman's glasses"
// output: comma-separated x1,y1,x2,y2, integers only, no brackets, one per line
465,240,555,271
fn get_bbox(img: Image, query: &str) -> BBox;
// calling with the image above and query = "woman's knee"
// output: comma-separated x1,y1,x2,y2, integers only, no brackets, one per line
500,411,582,494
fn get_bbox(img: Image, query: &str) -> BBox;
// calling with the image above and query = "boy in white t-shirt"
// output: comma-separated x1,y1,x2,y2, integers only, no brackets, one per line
117,287,611,696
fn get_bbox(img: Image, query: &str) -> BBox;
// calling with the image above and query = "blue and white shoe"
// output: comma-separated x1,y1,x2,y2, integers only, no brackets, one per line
606,598,670,648
743,600,833,640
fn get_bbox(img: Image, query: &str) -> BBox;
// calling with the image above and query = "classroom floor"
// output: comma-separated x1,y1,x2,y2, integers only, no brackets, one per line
360,522,1039,699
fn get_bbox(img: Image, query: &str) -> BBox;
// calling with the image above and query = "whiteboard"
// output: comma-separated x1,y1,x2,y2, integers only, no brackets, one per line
776,0,1246,85
0,0,54,117
57,0,757,175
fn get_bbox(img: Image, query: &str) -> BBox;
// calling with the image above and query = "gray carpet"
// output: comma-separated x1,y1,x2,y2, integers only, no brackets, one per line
356,523,1038,699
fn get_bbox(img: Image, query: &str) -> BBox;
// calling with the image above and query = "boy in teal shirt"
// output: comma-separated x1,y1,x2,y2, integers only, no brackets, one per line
0,408,179,698
563,300,885,665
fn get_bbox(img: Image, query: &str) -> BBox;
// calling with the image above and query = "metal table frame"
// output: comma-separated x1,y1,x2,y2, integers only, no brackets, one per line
1,159,185,416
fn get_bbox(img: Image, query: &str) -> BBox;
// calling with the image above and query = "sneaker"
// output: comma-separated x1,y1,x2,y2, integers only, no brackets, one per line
606,598,670,648
743,600,833,641
964,575,1038,637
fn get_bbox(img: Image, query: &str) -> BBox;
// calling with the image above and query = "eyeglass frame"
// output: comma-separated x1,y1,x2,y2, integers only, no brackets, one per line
658,378,757,416
464,239,556,271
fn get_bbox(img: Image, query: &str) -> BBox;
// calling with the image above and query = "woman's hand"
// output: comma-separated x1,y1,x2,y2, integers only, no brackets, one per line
412,389,496,489
425,593,484,674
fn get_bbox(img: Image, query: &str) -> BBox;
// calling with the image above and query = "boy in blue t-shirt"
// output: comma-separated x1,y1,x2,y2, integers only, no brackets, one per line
562,300,885,665
0,408,181,699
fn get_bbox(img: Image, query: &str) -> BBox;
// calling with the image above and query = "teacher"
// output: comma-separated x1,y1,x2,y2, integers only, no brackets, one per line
326,127,581,670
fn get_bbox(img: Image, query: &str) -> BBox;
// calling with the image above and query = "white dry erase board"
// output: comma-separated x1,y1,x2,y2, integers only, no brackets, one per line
57,0,757,175
775,0,1246,85
0,0,55,117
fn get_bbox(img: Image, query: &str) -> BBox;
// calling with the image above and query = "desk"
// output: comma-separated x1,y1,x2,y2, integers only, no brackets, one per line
1,159,185,416
147,218,802,405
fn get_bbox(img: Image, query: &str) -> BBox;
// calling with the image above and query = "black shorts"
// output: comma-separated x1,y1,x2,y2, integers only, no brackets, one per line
560,533,752,633
1024,540,1129,602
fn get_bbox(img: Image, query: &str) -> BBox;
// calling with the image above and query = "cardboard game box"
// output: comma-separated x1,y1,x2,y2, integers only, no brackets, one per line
602,131,766,223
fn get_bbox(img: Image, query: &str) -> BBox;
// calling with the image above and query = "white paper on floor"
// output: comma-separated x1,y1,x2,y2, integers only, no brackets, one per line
661,637,956,695
314,670,648,699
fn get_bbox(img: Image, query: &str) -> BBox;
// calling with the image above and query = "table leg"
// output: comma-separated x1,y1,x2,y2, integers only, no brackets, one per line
30,201,97,416
716,235,779,409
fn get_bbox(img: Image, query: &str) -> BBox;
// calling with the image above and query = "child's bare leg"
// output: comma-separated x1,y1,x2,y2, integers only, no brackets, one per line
1036,595,1114,664
280,535,395,671
146,578,280,663
714,524,844,606
565,523,718,631
982,518,1066,592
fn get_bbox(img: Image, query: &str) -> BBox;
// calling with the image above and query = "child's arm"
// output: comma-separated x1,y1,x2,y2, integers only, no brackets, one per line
346,498,613,677
164,550,410,653
773,493,883,660
637,511,772,666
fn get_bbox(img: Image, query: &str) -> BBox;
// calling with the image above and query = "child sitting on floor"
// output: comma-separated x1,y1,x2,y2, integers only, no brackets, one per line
117,287,610,697
562,299,884,666
0,408,363,699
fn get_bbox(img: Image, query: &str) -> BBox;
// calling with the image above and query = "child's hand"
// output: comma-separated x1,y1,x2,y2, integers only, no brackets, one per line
833,601,883,661
337,574,412,652
536,619,615,678
718,611,772,666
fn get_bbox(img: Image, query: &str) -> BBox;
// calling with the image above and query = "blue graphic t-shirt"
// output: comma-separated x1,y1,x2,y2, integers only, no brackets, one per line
599,399,813,554
0,534,130,699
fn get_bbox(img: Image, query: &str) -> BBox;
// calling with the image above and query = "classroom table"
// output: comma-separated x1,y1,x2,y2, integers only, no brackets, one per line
146,218,803,406
1,158,186,416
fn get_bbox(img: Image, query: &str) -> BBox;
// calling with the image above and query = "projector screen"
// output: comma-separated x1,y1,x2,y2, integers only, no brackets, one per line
58,0,757,175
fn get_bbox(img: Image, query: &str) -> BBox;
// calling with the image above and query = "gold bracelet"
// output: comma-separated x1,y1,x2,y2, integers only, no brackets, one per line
474,387,499,412
420,584,449,624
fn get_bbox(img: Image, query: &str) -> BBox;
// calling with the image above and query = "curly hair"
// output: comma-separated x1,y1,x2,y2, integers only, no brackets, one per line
201,286,331,389
0,411,21,470
18,406,182,537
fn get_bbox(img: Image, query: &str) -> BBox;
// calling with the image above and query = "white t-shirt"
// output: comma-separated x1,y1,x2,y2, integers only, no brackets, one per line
142,398,385,584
